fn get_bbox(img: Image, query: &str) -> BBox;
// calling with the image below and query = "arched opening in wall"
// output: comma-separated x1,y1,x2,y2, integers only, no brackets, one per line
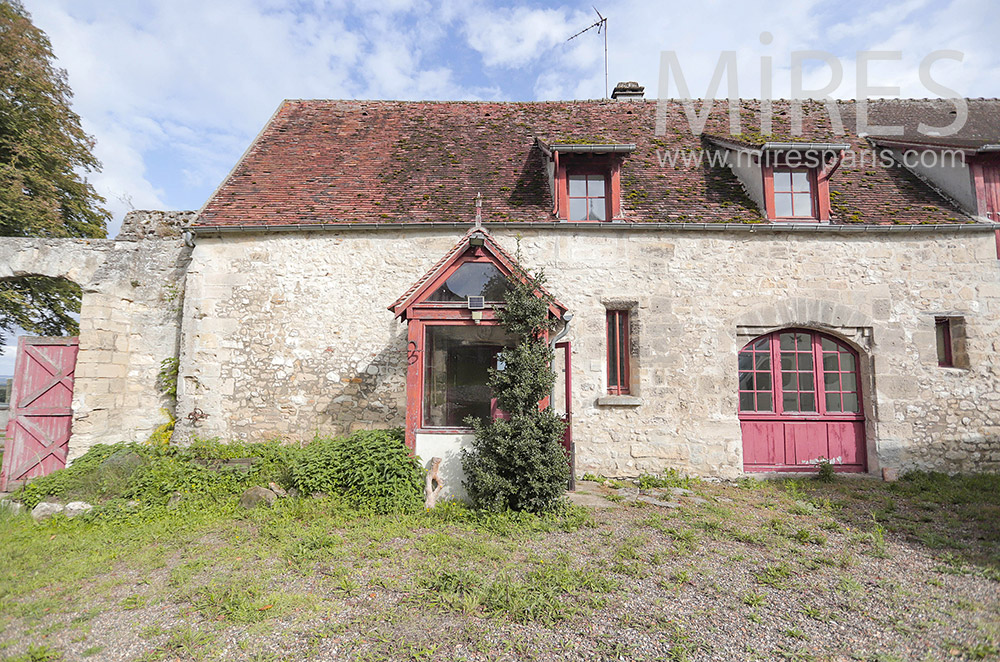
0,275,82,490
738,328,867,473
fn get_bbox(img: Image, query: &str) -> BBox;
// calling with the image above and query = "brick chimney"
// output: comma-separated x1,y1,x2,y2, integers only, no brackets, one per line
611,81,645,101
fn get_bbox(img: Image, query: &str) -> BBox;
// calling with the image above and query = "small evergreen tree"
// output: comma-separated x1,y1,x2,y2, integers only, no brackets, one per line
462,252,569,513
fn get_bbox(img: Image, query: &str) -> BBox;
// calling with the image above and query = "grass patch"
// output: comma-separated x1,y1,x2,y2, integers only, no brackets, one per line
1,470,997,661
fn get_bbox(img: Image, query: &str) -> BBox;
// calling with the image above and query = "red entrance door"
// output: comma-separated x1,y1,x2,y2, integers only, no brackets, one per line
0,337,78,491
739,330,866,473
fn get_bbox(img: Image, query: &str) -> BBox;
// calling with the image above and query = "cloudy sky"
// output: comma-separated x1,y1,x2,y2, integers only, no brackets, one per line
1,0,997,376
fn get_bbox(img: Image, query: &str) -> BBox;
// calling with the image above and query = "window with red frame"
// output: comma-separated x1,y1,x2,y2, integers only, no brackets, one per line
772,168,816,218
738,330,861,415
568,173,608,221
606,309,630,395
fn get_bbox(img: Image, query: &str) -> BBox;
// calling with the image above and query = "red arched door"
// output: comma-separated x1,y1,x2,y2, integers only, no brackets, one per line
739,329,867,473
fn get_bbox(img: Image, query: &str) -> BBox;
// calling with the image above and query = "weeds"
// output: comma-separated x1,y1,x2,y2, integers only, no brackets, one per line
414,560,616,624
815,458,835,483
756,562,795,588
868,516,889,558
1,467,997,661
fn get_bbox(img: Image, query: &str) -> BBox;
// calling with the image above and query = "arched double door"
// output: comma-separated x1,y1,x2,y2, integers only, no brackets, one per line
739,329,867,472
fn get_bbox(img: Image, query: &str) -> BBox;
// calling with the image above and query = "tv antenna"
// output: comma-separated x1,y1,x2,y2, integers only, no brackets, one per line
567,7,608,99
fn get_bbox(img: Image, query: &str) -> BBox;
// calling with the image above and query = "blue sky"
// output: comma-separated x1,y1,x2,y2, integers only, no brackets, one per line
1,0,998,375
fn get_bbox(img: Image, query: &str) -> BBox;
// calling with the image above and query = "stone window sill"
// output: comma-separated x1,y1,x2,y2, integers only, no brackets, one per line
596,395,643,407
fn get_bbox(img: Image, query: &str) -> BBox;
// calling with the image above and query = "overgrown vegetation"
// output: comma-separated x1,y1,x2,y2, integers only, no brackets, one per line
462,250,569,513
155,357,180,398
815,457,835,482
15,429,422,516
289,428,423,514
15,438,292,513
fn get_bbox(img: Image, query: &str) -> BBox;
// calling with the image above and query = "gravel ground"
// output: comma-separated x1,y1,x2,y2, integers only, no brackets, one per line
1,476,997,662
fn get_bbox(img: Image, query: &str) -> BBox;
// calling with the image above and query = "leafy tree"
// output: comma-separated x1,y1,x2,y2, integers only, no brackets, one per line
0,0,108,345
462,251,569,513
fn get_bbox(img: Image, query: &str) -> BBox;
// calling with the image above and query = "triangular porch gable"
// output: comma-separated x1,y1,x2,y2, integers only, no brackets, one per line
388,228,567,320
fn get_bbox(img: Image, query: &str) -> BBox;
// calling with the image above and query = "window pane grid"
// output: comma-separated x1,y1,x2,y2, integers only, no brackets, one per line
741,331,861,417
568,174,608,221
607,310,629,395
821,345,860,413
738,338,773,412
779,332,816,413
773,168,814,218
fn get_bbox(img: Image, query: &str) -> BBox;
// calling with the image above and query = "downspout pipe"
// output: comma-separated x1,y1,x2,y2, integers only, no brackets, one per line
549,311,573,397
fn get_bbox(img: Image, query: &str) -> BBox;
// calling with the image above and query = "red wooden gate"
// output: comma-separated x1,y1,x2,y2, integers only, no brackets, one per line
739,330,866,473
0,337,79,491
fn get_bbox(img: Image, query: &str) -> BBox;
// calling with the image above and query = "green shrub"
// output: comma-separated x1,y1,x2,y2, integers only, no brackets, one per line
465,412,570,513
462,249,569,513
15,430,421,516
289,429,423,514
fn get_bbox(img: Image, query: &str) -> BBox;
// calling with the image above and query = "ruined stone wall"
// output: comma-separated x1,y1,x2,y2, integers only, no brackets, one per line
0,211,195,460
175,227,1000,477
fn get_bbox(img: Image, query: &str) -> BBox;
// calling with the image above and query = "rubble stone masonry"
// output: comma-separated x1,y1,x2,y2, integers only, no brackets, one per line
173,226,1000,478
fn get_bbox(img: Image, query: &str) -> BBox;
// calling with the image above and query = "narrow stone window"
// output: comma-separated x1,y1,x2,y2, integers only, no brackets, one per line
606,309,630,395
935,317,954,367
934,316,969,368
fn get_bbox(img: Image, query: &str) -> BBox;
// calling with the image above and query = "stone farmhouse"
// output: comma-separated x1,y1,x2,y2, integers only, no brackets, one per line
2,89,999,492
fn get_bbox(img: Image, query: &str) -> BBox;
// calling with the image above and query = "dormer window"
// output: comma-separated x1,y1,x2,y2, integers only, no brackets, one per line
761,147,847,222
772,168,816,219
535,139,635,223
568,173,608,221
704,136,846,224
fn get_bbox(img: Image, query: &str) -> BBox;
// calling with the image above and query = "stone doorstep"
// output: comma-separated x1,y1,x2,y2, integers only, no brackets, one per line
744,471,882,482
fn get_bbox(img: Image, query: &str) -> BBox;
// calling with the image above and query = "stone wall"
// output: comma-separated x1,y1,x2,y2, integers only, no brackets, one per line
175,226,1000,478
0,211,195,460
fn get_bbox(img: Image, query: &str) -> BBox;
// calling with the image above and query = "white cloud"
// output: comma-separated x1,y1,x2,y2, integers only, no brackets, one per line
460,5,590,69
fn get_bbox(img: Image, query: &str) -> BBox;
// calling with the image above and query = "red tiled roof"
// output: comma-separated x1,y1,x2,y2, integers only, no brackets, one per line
198,99,1000,228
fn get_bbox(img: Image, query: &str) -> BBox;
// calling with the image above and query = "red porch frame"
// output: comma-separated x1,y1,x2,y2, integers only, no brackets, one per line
390,229,567,450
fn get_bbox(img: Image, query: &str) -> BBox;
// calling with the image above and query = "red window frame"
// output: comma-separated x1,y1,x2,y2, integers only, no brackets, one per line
606,310,630,395
771,167,816,219
761,158,834,222
970,156,1000,222
553,152,621,222
567,173,609,221
394,238,568,450
935,318,953,367
738,330,862,420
